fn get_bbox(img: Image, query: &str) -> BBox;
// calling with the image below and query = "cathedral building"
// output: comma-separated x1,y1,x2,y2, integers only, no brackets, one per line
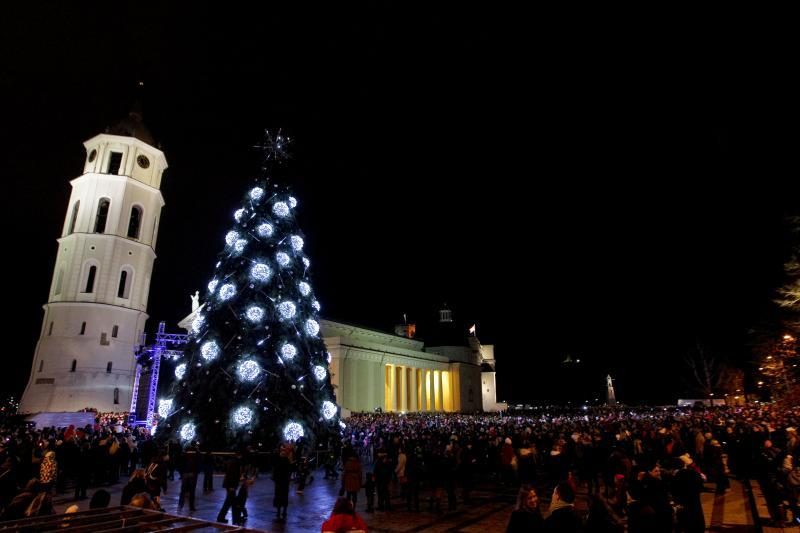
19,112,166,413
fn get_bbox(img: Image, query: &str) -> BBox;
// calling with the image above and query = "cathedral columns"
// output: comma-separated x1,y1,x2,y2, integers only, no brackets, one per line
388,364,397,411
399,366,407,411
409,367,418,411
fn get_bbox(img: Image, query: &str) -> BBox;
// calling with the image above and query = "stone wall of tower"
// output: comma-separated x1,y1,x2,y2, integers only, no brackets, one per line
20,132,166,414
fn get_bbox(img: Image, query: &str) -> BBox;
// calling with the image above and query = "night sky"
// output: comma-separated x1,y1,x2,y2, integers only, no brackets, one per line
3,5,797,405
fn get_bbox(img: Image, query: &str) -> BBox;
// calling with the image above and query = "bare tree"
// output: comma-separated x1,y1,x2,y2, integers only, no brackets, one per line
684,343,722,397
775,215,800,334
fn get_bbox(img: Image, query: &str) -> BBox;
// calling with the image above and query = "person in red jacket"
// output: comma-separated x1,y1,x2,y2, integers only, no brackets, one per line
321,497,368,533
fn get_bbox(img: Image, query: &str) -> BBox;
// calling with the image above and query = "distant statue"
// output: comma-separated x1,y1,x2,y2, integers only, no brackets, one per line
190,290,200,312
606,374,617,406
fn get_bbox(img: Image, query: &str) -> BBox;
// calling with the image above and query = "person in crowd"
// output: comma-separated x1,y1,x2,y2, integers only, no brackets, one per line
272,443,292,521
178,444,199,512
216,450,242,524
506,485,544,532
672,454,706,533
38,450,57,494
321,497,368,533
121,469,148,506
89,488,111,509
545,481,579,532
343,453,363,509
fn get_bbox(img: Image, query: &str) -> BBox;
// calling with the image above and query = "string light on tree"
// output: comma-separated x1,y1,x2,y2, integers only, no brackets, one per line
158,399,173,418
305,319,320,336
250,263,271,282
273,202,290,218
276,252,291,267
281,343,298,361
283,421,304,441
237,359,261,381
201,341,220,361
225,231,239,246
180,422,196,442
246,306,265,323
322,401,337,420
298,282,311,296
257,223,274,238
219,283,236,301
290,235,304,251
232,406,253,426
278,301,296,319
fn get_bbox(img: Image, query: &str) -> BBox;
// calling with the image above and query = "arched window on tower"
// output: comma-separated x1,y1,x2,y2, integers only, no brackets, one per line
39,360,44,373
70,359,77,372
68,200,80,234
80,322,86,335
107,362,113,373
127,206,142,239
94,198,110,233
84,266,97,293
112,325,119,338
48,322,53,336
118,271,128,298
54,268,64,295
113,388,120,404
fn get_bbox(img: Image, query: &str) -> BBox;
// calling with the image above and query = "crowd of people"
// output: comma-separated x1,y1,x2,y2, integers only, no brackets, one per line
0,403,798,531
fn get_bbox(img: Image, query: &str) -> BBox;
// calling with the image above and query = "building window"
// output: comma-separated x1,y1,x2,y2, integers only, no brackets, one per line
117,271,128,298
107,152,123,175
55,268,64,295
71,359,77,372
68,200,80,234
112,325,119,338
84,265,97,293
113,388,120,404
39,360,44,373
127,206,142,239
107,362,113,373
94,198,110,233
48,321,53,336
80,322,86,335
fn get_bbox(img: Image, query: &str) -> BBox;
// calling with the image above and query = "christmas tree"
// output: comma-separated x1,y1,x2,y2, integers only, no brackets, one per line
160,132,340,450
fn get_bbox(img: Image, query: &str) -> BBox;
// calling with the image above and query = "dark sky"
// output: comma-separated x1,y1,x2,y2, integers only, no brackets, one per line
3,4,797,405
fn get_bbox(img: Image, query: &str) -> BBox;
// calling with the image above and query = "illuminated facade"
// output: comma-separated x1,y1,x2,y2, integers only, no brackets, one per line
20,112,166,413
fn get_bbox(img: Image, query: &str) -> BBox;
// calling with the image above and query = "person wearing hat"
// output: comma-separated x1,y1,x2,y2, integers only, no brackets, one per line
672,454,706,533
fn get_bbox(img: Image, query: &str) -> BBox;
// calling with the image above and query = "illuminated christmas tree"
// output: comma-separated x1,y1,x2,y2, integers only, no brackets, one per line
160,132,339,450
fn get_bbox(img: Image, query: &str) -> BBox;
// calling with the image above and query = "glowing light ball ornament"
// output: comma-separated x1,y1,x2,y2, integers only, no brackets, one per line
257,223,273,238
276,252,291,267
305,319,320,336
249,187,264,201
246,306,265,323
277,301,296,319
208,279,219,293
302,257,310,269
237,360,261,381
312,300,321,311
298,282,311,296
313,365,327,381
219,283,236,301
283,421,304,441
273,202,290,218
250,263,271,282
180,423,196,442
322,401,337,420
225,231,239,246
191,314,205,334
175,363,187,379
290,235,304,251
234,239,247,253
339,420,347,429
234,208,245,222
289,197,297,208
232,406,253,426
201,341,220,361
280,343,297,360
158,399,173,418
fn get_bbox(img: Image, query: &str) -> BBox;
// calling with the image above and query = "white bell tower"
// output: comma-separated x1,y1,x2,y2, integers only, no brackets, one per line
19,110,167,414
